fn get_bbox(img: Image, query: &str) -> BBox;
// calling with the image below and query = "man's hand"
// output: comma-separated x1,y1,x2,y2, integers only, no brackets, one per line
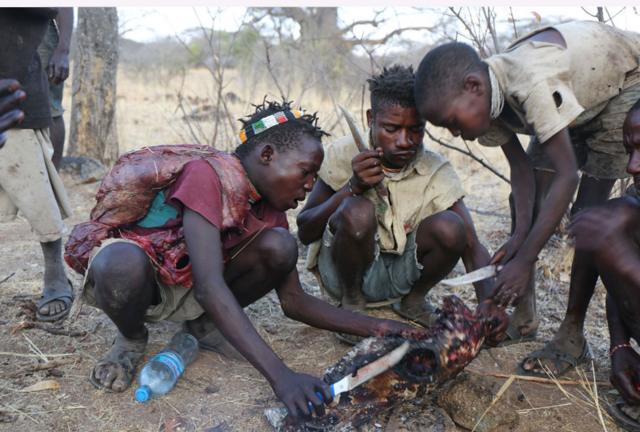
47,48,70,85
350,148,384,195
272,370,332,419
0,79,25,148
611,346,640,405
490,233,526,266
491,257,533,307
569,199,638,253
372,319,425,339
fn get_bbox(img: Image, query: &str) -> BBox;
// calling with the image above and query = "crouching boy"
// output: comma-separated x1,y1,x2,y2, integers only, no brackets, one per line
65,100,413,418
297,66,493,339
569,99,640,430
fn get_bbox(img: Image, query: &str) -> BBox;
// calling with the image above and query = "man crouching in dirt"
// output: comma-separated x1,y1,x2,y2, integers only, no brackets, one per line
70,100,415,418
297,65,493,343
569,99,640,430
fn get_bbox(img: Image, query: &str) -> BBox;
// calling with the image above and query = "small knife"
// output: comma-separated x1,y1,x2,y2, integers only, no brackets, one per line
440,264,500,286
309,341,409,410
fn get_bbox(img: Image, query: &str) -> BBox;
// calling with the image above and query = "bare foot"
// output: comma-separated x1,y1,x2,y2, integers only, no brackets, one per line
90,331,148,392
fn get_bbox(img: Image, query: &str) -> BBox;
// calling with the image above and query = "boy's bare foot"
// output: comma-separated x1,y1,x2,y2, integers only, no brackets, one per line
90,331,148,392
520,327,591,376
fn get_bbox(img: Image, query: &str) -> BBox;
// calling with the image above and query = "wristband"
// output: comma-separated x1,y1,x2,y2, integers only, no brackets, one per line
610,343,633,357
347,178,359,197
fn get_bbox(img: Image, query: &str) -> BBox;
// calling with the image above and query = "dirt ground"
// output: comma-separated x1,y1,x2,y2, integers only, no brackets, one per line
0,69,626,431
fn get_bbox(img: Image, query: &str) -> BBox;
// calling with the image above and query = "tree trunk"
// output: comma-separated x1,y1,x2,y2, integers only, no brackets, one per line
68,8,119,166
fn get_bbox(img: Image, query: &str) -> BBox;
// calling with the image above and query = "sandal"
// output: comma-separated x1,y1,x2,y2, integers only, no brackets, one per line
36,278,74,322
493,324,537,347
391,301,437,327
518,340,592,377
607,397,640,431
89,331,148,392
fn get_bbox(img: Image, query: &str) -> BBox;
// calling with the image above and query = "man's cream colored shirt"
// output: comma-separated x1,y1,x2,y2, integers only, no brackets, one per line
306,132,465,269
479,21,640,147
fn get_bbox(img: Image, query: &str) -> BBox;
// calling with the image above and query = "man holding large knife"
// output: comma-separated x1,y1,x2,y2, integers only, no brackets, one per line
298,65,493,341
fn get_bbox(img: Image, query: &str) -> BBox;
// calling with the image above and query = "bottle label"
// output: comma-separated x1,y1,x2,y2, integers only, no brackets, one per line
154,352,185,377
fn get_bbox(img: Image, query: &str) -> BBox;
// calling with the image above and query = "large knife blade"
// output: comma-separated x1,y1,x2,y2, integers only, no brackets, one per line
329,340,409,396
440,264,499,286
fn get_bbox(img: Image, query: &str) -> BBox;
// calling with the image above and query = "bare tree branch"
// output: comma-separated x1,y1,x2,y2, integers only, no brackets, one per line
425,129,509,183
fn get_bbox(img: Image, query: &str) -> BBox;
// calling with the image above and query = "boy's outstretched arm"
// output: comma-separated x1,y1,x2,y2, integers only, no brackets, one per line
183,209,331,418
493,129,579,306
276,270,416,338
492,135,535,265
448,199,494,302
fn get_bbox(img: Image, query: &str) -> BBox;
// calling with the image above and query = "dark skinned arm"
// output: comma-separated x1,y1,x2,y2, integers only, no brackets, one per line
493,128,579,306
182,208,331,418
277,269,417,337
49,7,73,84
607,294,640,404
297,148,384,245
491,134,535,265
449,199,494,301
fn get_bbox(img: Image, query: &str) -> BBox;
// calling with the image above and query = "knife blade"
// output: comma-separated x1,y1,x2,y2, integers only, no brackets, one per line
329,340,410,396
440,264,500,286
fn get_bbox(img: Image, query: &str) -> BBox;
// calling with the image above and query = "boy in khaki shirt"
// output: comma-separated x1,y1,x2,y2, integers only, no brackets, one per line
298,65,494,341
415,21,640,372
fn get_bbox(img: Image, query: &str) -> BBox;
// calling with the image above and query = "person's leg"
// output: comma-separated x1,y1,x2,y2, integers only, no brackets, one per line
185,227,299,356
521,175,615,373
49,115,65,170
0,129,72,320
325,197,377,310
89,242,158,391
397,210,467,323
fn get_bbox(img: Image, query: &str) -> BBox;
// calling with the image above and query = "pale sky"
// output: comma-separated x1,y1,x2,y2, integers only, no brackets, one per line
117,6,640,43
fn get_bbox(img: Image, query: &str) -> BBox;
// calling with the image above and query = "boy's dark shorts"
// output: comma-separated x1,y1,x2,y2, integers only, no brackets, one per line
527,82,640,180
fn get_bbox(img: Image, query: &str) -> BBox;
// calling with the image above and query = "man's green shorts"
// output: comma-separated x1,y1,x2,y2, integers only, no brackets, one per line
316,226,423,303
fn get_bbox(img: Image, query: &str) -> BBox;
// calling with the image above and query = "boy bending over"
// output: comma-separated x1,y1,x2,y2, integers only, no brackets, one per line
415,22,640,355
298,66,493,339
68,100,413,418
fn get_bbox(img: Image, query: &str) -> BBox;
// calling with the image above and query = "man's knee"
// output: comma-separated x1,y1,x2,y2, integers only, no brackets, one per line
420,210,467,253
90,243,152,302
256,227,298,274
330,197,376,241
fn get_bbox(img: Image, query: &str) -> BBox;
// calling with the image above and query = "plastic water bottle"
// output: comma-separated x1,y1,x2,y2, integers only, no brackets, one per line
134,332,199,402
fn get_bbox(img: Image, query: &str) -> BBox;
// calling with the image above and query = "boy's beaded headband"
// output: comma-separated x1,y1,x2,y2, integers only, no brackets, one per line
238,110,305,144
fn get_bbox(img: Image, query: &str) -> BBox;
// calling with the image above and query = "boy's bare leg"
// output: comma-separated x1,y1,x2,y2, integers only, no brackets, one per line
91,229,301,390
38,239,73,319
88,242,157,391
327,197,376,310
399,210,467,321
521,174,616,371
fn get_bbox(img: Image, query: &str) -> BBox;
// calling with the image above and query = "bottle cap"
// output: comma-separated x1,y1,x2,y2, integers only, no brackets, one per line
135,385,151,402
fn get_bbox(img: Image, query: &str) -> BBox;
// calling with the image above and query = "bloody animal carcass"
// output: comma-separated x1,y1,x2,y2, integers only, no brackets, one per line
266,296,507,431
